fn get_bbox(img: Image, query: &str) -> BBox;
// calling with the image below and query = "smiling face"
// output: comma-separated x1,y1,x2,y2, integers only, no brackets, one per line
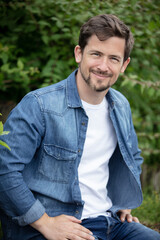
75,35,130,100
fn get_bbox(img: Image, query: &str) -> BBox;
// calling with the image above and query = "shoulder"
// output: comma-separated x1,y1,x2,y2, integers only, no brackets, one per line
19,79,66,102
30,79,67,98
22,79,67,110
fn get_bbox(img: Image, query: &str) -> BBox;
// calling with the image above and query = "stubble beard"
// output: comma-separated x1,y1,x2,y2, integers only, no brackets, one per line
79,66,114,92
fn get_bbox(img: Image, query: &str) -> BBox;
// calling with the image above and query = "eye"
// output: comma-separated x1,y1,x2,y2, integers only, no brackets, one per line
111,57,120,63
91,52,101,57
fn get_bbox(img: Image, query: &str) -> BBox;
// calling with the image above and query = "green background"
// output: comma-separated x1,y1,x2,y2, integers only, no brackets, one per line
0,0,160,235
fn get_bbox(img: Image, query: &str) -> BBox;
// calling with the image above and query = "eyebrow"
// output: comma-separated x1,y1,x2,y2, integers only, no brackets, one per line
88,50,102,54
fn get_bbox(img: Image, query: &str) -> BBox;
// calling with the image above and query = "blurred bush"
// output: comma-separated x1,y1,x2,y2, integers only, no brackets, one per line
132,190,160,226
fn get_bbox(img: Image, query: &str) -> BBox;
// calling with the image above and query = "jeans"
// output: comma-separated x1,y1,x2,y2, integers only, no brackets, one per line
1,215,160,240
81,215,160,240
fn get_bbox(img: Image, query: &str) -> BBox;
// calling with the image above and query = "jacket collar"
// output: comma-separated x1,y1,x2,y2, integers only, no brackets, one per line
66,69,120,109
66,69,83,108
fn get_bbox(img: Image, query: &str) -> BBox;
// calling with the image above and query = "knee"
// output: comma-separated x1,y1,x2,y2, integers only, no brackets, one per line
139,224,160,240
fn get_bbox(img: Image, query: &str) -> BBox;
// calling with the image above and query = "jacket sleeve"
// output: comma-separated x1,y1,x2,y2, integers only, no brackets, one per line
128,104,144,176
0,93,46,226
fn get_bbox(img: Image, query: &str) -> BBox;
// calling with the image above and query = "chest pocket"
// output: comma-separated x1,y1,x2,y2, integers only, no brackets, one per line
38,144,77,183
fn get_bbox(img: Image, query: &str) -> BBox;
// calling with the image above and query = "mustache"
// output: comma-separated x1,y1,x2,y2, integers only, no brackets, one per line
90,69,113,77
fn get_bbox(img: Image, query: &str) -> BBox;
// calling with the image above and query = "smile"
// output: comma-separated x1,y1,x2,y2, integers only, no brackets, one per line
91,70,113,79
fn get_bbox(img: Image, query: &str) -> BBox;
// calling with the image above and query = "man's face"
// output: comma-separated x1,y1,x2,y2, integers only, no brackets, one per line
75,35,130,93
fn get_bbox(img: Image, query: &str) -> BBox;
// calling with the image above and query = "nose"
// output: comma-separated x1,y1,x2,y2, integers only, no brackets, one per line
98,57,110,72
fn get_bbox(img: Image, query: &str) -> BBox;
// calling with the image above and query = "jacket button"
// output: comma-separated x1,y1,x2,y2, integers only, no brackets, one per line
76,210,79,214
78,149,81,153
82,122,85,126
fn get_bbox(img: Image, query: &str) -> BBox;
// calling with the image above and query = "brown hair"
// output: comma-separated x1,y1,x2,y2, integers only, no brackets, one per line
79,14,134,61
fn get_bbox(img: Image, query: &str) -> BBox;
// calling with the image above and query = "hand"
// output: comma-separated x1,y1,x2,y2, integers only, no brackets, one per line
31,213,95,240
118,209,140,223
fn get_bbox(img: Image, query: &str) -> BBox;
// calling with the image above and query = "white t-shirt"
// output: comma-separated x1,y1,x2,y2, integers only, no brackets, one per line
78,98,117,219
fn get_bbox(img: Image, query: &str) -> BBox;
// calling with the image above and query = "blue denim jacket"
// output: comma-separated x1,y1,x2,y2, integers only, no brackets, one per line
0,70,143,229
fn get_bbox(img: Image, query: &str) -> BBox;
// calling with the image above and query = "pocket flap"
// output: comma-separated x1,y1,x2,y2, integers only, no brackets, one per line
44,144,77,161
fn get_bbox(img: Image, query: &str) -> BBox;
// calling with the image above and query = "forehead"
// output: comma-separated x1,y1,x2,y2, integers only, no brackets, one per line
85,35,125,57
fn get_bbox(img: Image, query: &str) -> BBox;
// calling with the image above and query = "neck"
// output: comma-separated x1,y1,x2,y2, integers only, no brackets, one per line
76,69,108,105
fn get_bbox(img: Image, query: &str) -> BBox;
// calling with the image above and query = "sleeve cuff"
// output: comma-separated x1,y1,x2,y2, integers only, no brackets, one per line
12,199,46,226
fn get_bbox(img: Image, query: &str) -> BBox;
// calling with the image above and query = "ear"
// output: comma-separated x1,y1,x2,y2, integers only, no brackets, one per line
74,45,82,63
121,57,130,73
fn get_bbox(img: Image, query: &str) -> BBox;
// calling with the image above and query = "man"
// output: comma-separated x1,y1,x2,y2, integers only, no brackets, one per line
0,14,159,240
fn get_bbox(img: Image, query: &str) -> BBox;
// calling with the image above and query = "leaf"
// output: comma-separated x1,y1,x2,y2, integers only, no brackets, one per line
17,59,24,70
0,121,3,134
41,35,49,44
0,140,11,151
0,131,10,135
1,63,10,72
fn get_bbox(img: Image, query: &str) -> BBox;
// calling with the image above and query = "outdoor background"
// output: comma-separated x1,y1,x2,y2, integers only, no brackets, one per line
0,0,160,236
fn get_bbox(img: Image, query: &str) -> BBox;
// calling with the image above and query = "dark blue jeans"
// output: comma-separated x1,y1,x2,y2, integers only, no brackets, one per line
81,215,160,240
1,215,160,239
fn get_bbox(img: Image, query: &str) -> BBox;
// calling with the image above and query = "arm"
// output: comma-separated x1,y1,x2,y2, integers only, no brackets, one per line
0,93,45,225
0,95,95,239
118,106,142,224
129,106,143,176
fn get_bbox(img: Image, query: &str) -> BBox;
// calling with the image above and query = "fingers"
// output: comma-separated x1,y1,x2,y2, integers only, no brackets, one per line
120,213,140,223
66,229,95,240
65,215,94,237
126,214,133,223
63,220,94,240
55,214,94,240
74,221,94,237
125,214,140,223
118,210,140,223
132,216,140,223
120,212,128,222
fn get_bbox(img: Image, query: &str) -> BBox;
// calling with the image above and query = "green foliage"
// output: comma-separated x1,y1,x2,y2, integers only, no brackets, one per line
132,190,160,225
0,113,11,150
0,0,159,165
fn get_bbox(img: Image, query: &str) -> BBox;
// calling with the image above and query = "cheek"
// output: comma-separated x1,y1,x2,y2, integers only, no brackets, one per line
81,59,93,71
113,66,122,75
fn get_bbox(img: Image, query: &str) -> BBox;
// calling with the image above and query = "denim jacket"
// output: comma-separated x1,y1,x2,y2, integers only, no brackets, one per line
0,70,143,229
